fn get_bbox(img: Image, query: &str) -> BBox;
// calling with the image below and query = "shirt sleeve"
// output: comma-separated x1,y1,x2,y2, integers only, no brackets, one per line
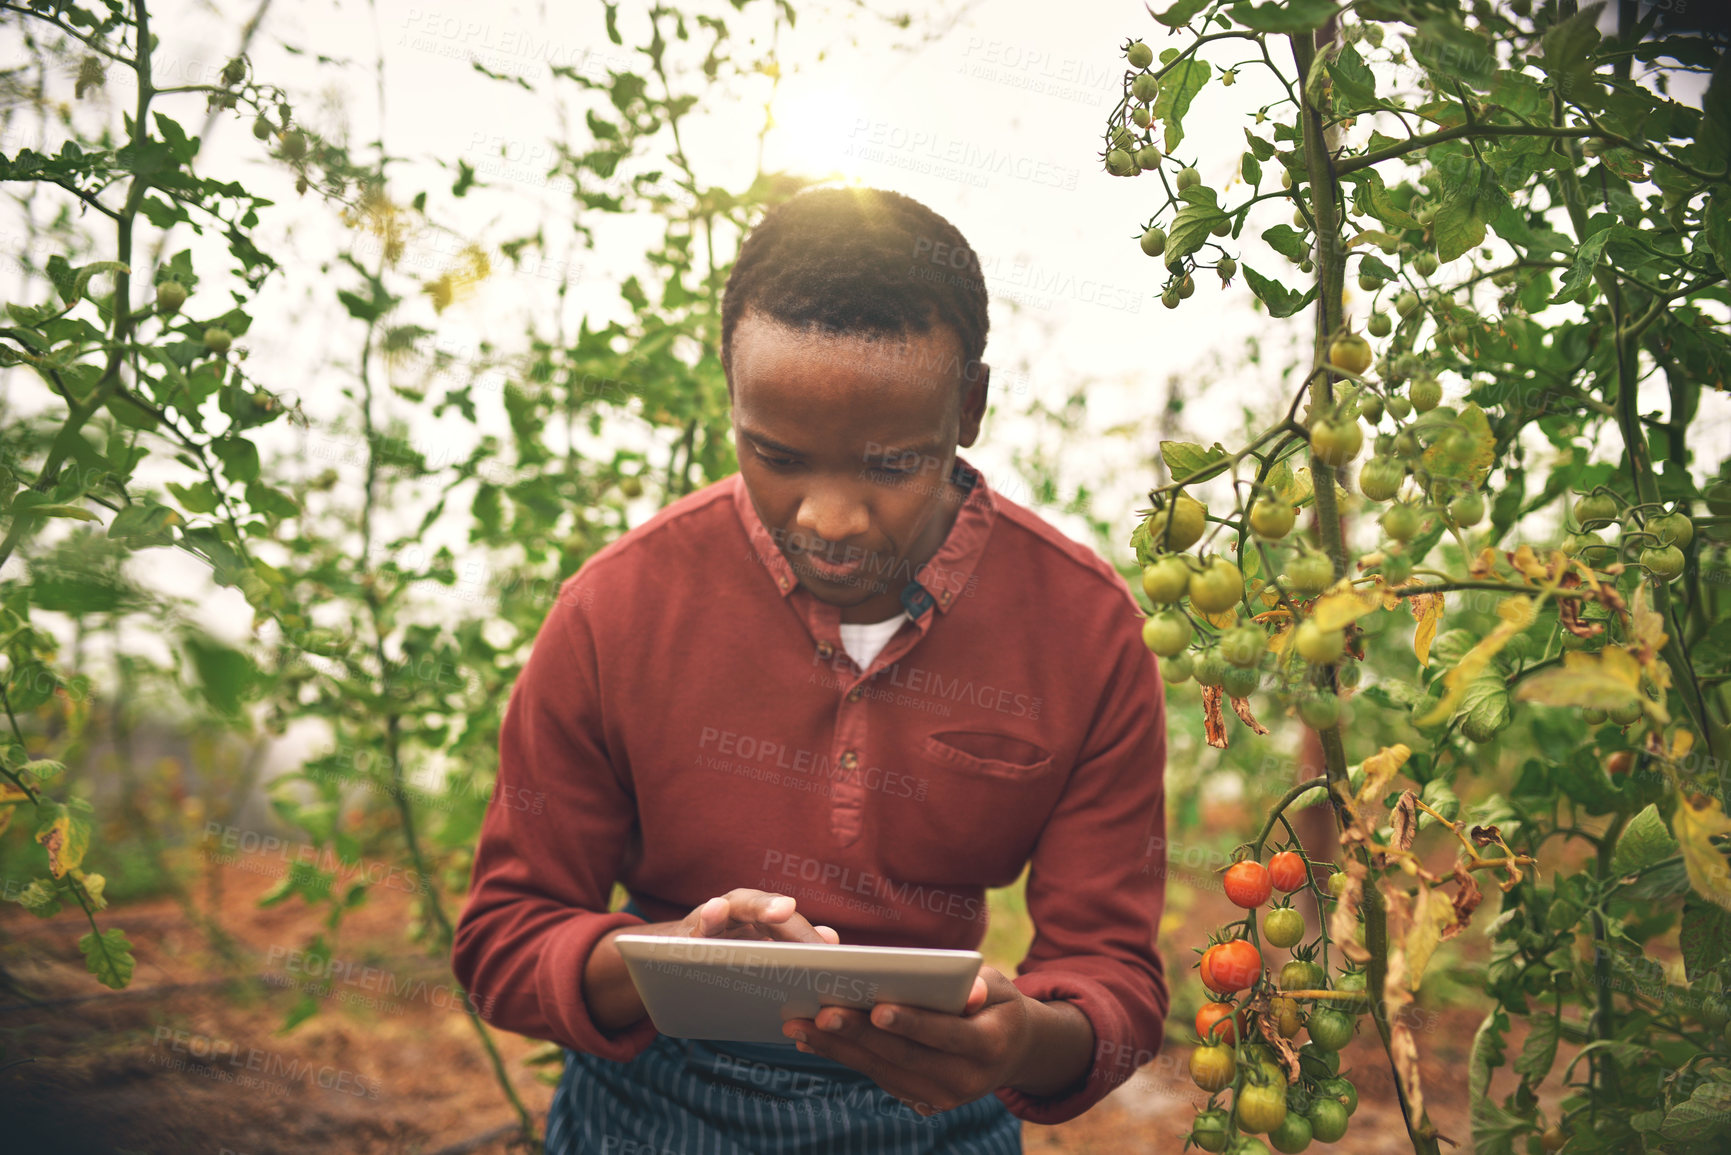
450,574,661,1061
995,610,1169,1125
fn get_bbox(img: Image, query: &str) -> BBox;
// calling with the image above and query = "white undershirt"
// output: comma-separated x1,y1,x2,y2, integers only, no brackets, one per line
837,612,909,669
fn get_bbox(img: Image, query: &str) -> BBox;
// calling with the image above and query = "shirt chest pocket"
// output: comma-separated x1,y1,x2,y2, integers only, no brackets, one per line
876,730,1066,887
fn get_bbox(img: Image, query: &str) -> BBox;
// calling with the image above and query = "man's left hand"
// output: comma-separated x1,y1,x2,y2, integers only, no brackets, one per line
778,964,1040,1116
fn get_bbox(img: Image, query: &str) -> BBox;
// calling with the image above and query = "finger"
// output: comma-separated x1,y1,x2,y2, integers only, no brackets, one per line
964,976,988,1015
793,1010,960,1100
814,925,841,944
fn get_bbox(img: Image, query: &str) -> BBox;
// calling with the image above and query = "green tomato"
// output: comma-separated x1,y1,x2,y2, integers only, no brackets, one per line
1307,1007,1356,1051
1367,312,1392,338
1295,620,1346,665
1160,651,1194,685
1648,510,1693,548
1281,959,1325,992
1412,251,1439,277
1177,166,1202,191
1140,226,1168,257
1263,907,1306,949
1449,491,1485,528
1189,558,1244,615
1409,375,1443,412
1641,545,1685,582
1359,456,1406,502
1222,663,1261,699
1269,1111,1313,1154
1126,40,1154,68
1307,1098,1350,1143
1251,497,1297,539
1607,697,1645,726
1285,553,1335,597
1143,555,1192,603
1192,1108,1231,1153
1142,611,1193,658
1318,1076,1358,1117
1221,624,1268,668
1194,648,1229,688
1380,503,1422,542
1132,71,1161,103
1574,492,1619,526
1334,970,1372,1014
1236,1079,1289,1135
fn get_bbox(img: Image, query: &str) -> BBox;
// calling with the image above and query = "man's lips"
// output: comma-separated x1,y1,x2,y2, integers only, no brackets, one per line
788,544,870,581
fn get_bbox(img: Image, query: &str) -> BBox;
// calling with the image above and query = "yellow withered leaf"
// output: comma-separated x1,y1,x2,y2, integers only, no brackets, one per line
1674,794,1731,912
1416,596,1535,727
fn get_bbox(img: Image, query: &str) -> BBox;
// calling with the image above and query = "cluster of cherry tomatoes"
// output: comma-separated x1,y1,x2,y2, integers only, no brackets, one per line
1185,850,1365,1153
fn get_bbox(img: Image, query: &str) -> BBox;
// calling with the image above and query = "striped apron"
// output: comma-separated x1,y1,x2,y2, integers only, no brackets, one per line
544,899,1023,1154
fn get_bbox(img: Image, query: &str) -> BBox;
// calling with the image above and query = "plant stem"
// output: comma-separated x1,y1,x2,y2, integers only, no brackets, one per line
1290,24,1439,1155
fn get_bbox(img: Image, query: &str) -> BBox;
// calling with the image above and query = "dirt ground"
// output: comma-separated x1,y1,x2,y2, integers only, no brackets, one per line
0,863,1507,1154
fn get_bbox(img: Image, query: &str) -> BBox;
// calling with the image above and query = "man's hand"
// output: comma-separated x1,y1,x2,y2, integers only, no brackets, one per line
778,964,1081,1116
675,889,842,943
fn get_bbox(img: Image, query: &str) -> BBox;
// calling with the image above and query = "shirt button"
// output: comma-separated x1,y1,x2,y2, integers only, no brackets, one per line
846,687,863,703
840,750,858,769
816,642,834,659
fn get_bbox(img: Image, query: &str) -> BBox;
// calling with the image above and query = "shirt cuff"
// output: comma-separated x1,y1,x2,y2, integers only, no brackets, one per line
995,970,1152,1125
536,909,661,1062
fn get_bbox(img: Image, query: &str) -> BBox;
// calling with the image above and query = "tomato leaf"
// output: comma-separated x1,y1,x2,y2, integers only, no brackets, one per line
79,927,135,990
1672,794,1731,913
1410,592,1445,667
1612,804,1680,878
1418,597,1535,726
1154,0,1213,27
1154,59,1211,152
1551,228,1612,304
1167,203,1230,263
34,801,92,878
1160,440,1230,483
1261,224,1310,263
1240,263,1316,318
1226,0,1339,34
1515,647,1658,720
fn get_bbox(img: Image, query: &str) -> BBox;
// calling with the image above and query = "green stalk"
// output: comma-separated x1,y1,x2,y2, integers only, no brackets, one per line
1290,26,1440,1155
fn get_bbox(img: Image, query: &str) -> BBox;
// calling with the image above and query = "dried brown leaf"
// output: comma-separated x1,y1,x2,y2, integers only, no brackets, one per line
1448,862,1483,939
1202,685,1229,749
1392,790,1420,853
1231,695,1270,735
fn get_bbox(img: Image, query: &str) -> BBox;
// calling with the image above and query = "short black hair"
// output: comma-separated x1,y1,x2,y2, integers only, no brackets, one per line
720,185,989,384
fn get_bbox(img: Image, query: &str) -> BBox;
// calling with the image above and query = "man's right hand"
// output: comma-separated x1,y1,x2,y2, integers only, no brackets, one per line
584,889,839,1034
676,889,842,944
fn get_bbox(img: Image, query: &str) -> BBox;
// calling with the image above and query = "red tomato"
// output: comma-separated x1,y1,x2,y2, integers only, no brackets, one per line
1202,939,1262,993
1196,1001,1244,1044
1224,860,1273,908
1268,851,1309,892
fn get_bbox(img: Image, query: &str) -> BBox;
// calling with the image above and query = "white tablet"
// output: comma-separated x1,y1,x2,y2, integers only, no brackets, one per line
614,934,983,1044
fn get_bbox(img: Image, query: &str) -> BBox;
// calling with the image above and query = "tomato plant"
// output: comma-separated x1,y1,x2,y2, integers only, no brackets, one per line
1115,2,1731,1151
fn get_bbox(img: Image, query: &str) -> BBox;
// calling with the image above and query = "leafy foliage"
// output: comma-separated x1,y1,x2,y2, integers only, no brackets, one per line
1115,2,1731,1151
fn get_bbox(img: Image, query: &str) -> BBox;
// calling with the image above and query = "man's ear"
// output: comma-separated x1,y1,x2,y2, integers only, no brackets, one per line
957,364,989,448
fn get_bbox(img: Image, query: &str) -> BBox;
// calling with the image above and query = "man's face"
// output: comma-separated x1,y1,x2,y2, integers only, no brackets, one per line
727,310,988,616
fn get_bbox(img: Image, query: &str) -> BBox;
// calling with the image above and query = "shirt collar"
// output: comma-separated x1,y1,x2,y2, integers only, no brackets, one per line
732,454,997,620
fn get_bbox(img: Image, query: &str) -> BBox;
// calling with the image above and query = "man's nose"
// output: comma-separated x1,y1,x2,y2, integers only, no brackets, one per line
795,483,869,548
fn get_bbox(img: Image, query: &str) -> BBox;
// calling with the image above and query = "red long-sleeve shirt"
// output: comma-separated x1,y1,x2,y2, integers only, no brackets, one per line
451,459,1169,1124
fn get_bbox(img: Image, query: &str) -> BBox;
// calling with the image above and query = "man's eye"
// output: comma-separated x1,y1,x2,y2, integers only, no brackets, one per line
870,463,916,477
756,450,799,469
